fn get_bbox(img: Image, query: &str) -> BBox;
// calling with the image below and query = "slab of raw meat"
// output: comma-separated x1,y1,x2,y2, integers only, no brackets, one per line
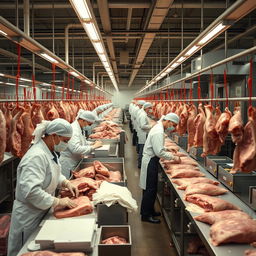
93,161,110,177
184,183,227,197
194,210,252,225
0,109,6,164
185,194,240,212
101,236,127,244
177,104,188,136
162,157,198,166
187,104,197,152
31,103,44,128
21,252,86,256
46,104,59,120
168,169,205,178
109,171,122,182
95,173,110,181
210,218,256,246
172,177,219,190
193,104,206,147
214,105,222,122
164,164,200,172
201,105,222,157
54,196,93,219
228,106,243,144
215,107,232,143
72,166,95,179
245,250,256,256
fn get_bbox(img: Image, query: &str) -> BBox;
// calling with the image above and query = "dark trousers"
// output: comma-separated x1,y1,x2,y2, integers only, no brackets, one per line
129,120,133,132
137,144,144,168
132,130,138,146
140,156,159,217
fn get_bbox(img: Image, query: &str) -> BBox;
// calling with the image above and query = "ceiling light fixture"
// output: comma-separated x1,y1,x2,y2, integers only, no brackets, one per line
40,53,58,63
0,29,7,36
70,71,79,77
83,23,100,41
72,0,92,19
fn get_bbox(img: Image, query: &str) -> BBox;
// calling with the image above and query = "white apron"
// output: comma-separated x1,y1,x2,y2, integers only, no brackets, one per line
7,160,60,256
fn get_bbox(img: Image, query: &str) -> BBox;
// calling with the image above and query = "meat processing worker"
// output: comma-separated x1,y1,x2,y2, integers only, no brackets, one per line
137,102,154,169
8,118,80,256
59,109,103,178
140,113,180,224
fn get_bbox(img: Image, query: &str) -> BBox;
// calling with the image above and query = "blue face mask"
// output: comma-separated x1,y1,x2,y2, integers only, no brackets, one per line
166,126,175,132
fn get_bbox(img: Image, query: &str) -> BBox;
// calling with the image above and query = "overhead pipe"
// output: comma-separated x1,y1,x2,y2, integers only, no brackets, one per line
64,24,82,64
101,74,109,88
24,0,29,36
93,62,103,84
97,72,107,87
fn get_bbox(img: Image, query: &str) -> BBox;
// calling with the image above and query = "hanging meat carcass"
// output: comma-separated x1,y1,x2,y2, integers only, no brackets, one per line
187,104,197,151
193,104,206,147
46,103,59,120
20,105,34,157
201,105,222,157
31,103,44,128
214,104,222,122
228,106,243,144
177,104,189,136
231,106,256,173
0,109,6,163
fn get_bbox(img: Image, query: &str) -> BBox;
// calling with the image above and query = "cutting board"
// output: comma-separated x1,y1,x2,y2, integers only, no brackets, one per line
35,218,96,251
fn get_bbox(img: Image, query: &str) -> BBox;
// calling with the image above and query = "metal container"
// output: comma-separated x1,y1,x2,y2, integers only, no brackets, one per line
75,158,127,186
173,134,188,150
205,156,232,178
97,204,128,227
249,186,256,210
218,164,256,192
98,225,131,256
94,144,111,157
189,147,204,162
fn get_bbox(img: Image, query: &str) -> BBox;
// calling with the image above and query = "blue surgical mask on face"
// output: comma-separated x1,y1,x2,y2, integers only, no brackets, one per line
83,125,91,132
166,126,175,132
54,136,68,152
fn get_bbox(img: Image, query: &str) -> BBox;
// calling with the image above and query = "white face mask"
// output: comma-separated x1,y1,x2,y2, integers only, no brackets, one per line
54,136,68,152
148,109,153,113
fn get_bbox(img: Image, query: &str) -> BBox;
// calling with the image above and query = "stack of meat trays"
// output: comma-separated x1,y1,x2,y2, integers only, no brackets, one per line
35,218,96,252
0,215,11,255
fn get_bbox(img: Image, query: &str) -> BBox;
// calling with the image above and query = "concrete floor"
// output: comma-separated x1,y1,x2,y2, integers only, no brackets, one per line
124,124,178,256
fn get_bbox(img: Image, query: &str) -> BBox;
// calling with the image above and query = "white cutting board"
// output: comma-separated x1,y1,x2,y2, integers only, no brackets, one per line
35,218,96,251
95,144,110,151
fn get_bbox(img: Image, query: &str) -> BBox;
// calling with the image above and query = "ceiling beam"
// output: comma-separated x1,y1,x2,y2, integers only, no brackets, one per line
97,0,119,83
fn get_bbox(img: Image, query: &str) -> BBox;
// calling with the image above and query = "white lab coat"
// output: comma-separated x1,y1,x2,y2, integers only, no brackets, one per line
59,120,93,178
8,140,66,256
137,110,152,144
132,106,141,132
139,121,174,190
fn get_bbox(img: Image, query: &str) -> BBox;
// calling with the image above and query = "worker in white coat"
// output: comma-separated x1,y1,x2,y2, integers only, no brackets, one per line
140,113,180,224
137,102,154,168
8,118,79,256
59,109,103,178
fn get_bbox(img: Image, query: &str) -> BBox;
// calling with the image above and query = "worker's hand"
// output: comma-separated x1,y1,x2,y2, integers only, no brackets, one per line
92,140,103,149
57,197,78,208
64,181,79,198
166,146,178,153
172,156,181,164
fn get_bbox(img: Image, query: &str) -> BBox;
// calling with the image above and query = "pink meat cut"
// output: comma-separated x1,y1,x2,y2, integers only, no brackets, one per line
194,210,252,225
21,252,86,256
164,164,200,172
201,105,222,157
46,104,59,120
101,236,127,245
162,157,198,166
215,107,232,143
95,173,110,181
168,169,204,178
54,196,93,218
31,103,44,128
231,106,256,173
187,104,197,152
172,177,219,190
109,171,122,182
93,161,110,177
0,109,6,164
245,250,256,256
72,166,95,178
193,104,206,147
177,104,188,136
184,183,227,197
185,194,240,212
210,218,256,246
214,105,222,122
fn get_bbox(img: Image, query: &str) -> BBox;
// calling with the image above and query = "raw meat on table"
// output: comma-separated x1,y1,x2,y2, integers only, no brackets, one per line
194,210,252,225
93,161,110,177
210,218,256,246
172,177,219,190
184,183,227,197
245,250,256,256
54,196,93,218
185,194,240,212
21,252,86,256
72,166,95,179
101,236,127,245
164,164,200,172
168,169,205,178
109,171,122,182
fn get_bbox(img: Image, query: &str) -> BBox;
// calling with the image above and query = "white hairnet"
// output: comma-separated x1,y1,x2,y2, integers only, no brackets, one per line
33,118,73,144
138,100,146,105
143,102,152,110
163,113,180,124
76,109,96,123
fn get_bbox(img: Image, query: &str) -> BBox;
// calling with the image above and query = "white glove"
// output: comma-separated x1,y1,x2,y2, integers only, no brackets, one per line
55,197,77,208
62,180,79,197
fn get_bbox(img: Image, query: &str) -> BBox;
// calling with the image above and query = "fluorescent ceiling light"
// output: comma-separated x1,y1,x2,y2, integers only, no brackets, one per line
0,73,5,76
94,42,104,54
185,46,199,56
72,0,92,19
70,71,79,77
156,77,161,81
20,78,31,82
84,79,91,84
20,84,29,88
6,82,15,85
106,67,111,72
41,83,51,86
171,62,179,68
83,23,99,41
166,68,173,73
177,56,186,63
0,29,7,36
198,23,226,45
99,54,107,62
160,73,165,78
40,53,58,63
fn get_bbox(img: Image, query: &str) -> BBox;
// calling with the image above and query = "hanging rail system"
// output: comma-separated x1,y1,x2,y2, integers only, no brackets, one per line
137,45,256,96
0,99,111,102
145,97,256,102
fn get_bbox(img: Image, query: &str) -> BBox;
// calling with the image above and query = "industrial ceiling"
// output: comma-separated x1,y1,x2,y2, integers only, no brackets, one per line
0,0,255,94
